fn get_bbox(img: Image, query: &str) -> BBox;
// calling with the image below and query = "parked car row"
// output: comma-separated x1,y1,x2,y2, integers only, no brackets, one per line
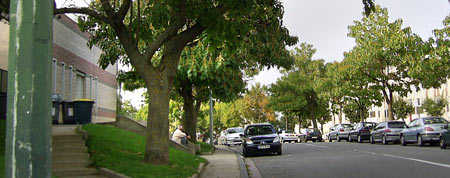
327,117,450,149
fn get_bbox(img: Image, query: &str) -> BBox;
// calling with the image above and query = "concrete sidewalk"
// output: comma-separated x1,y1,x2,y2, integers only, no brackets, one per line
199,145,241,178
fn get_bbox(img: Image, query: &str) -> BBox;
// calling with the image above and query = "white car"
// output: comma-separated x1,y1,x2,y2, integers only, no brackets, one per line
279,130,298,143
225,127,244,146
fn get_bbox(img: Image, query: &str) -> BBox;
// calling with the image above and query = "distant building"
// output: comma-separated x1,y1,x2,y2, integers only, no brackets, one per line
0,14,117,122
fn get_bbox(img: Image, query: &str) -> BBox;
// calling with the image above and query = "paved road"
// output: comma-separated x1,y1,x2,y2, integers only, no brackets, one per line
229,141,450,178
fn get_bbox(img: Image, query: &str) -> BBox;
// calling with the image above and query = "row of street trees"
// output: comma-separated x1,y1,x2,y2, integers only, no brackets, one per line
267,5,450,132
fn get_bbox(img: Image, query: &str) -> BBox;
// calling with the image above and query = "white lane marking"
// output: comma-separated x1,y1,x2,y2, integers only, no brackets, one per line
383,154,450,168
304,144,317,147
318,145,330,149
363,151,377,155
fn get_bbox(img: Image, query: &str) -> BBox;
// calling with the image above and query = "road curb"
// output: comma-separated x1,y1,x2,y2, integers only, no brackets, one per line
228,147,251,178
190,161,208,178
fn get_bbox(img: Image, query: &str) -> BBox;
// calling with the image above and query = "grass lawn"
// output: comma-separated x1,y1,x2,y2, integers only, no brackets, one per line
197,142,214,153
82,124,206,178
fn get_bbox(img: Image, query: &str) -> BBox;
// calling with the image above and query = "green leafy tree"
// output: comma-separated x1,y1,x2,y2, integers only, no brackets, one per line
392,97,414,122
118,100,138,118
215,100,246,129
422,97,448,116
346,5,438,121
343,100,368,124
243,83,276,124
269,43,330,129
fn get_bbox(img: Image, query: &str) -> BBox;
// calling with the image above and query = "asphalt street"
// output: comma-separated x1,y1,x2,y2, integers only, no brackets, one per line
228,141,450,178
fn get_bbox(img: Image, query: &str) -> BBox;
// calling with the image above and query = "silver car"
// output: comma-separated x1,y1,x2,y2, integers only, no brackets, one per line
400,117,449,147
370,121,406,144
328,124,353,142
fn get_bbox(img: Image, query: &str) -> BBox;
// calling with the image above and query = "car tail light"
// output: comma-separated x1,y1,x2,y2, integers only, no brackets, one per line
306,133,310,135
425,127,434,131
385,129,391,133
361,129,367,133
340,129,344,132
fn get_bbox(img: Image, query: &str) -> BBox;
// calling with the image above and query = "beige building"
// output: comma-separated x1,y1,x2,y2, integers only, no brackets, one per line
0,15,117,123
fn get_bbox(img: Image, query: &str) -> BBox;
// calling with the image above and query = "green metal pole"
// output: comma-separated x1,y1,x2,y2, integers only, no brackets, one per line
5,0,53,177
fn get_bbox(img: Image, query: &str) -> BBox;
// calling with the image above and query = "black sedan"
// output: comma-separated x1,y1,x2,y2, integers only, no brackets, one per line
348,122,377,143
241,123,282,157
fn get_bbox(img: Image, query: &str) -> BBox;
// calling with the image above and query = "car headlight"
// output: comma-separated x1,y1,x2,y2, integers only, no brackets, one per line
246,139,253,145
273,136,280,143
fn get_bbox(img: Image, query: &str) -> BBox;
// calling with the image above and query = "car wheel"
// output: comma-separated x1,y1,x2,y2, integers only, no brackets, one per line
418,135,425,147
357,135,363,143
328,135,332,142
243,148,250,157
440,137,447,149
337,135,341,142
370,136,375,144
382,135,388,145
348,135,352,142
277,150,282,155
400,135,407,146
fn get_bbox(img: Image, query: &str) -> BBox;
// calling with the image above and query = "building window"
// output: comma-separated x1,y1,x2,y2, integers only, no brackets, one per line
417,98,421,106
76,71,85,99
369,111,376,118
378,111,380,117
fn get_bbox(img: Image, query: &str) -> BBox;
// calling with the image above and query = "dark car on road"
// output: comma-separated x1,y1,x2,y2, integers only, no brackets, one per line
400,117,449,147
348,122,377,143
328,124,353,142
370,121,406,144
241,123,282,157
439,124,450,149
299,128,323,142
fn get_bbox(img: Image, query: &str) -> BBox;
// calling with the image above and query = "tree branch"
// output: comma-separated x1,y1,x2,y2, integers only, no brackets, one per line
54,7,108,22
142,0,187,61
117,0,132,20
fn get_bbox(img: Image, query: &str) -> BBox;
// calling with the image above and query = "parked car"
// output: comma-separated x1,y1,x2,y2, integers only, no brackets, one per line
241,123,282,157
400,117,449,147
328,124,353,142
279,130,298,143
348,122,377,143
439,123,450,149
224,127,244,146
299,128,323,142
370,121,406,144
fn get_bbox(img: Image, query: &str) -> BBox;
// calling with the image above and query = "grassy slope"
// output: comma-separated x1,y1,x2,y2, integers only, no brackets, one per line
197,142,213,153
82,124,206,178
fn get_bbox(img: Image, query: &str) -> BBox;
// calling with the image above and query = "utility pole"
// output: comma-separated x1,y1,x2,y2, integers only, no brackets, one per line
209,88,214,145
5,0,53,177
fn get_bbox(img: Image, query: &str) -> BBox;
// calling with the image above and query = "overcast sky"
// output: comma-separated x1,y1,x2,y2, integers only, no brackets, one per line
252,0,450,86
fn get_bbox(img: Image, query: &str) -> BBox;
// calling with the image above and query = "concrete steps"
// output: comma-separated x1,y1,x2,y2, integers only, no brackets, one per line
52,126,105,178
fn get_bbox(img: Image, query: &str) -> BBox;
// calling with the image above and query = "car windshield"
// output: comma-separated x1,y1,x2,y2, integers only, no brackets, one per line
342,124,352,128
388,122,406,128
246,125,276,136
423,118,448,125
227,128,244,134
364,123,376,128
285,130,295,134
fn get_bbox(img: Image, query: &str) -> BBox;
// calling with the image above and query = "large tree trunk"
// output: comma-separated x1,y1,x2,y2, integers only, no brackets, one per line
387,91,394,121
338,106,343,124
181,92,202,143
143,44,182,164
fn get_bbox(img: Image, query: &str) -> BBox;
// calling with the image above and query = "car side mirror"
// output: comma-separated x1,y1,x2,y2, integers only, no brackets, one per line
239,134,244,137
